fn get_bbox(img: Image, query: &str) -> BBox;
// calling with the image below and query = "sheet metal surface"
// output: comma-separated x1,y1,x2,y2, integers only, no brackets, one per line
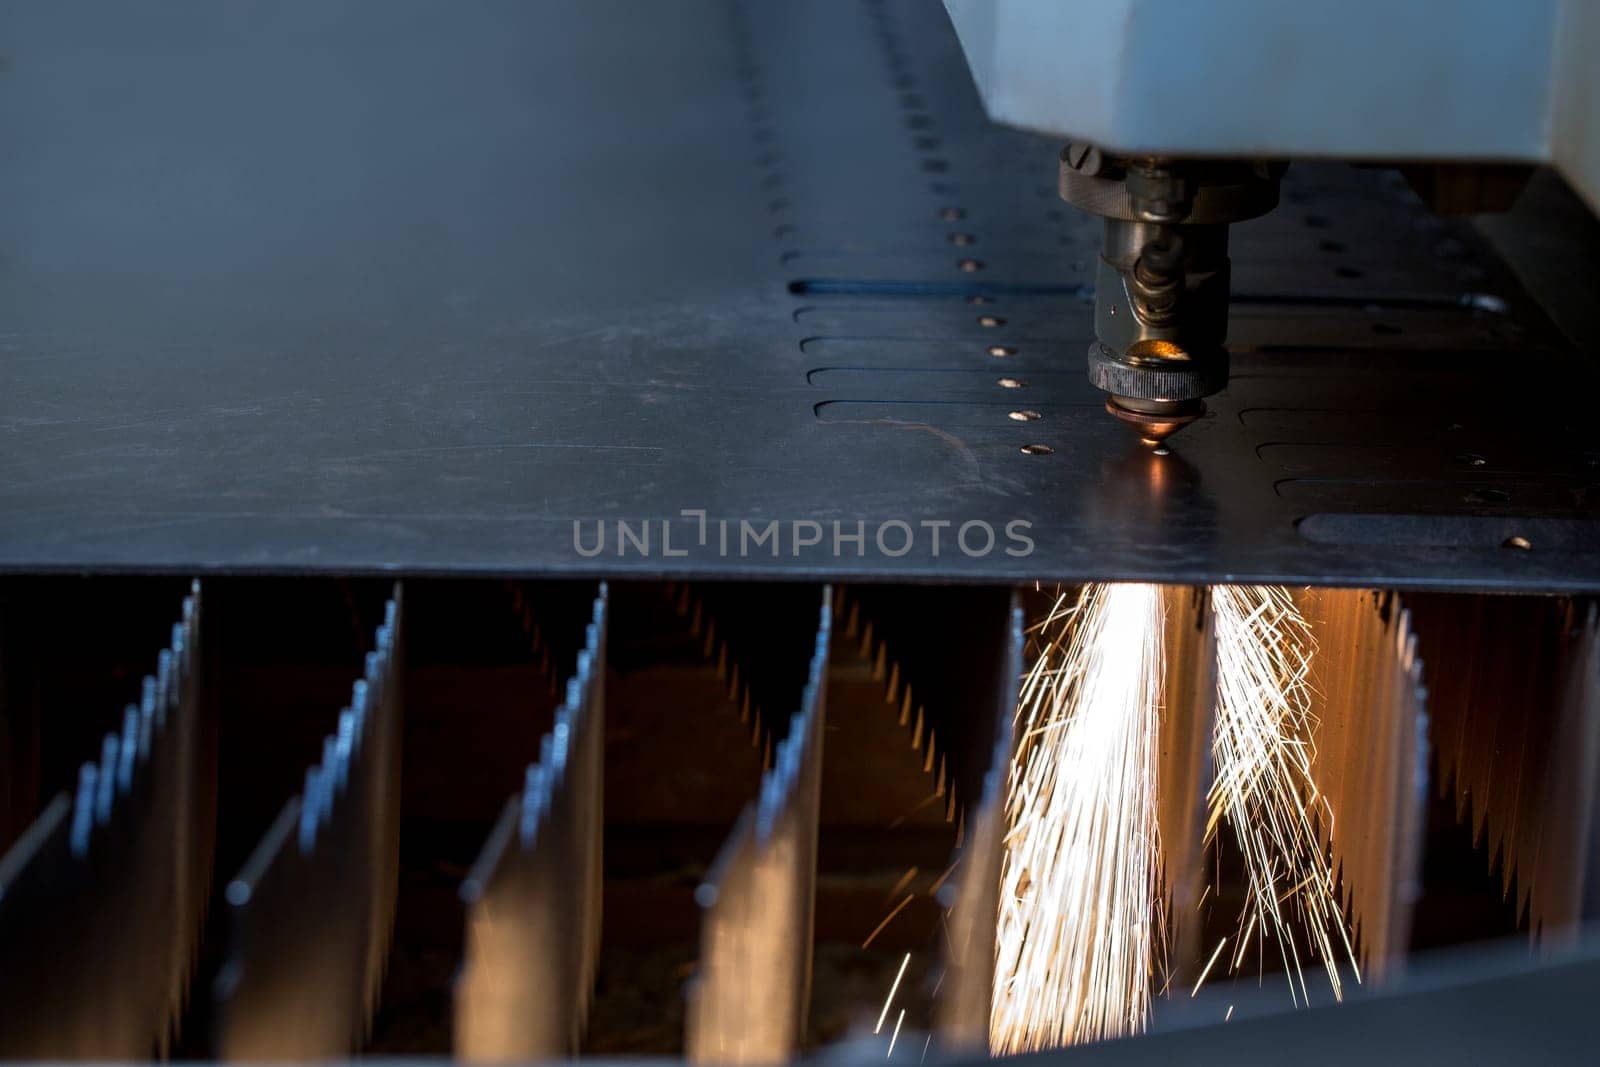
1,0,1596,591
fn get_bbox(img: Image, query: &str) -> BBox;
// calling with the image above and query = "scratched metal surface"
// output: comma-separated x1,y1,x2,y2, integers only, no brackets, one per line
0,0,1596,591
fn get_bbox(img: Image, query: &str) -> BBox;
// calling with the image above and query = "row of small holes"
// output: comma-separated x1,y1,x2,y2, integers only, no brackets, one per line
867,2,982,275
1309,222,1373,284
1303,178,1494,286
1318,232,1414,334
973,259,1045,452
968,261,1041,450
726,7,791,247
1266,175,1525,491
864,1,1049,455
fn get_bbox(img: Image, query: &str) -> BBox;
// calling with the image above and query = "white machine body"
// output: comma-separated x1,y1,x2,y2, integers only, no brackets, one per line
944,0,1600,211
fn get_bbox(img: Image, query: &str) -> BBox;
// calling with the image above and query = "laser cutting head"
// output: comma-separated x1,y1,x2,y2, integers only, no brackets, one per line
1059,149,1283,445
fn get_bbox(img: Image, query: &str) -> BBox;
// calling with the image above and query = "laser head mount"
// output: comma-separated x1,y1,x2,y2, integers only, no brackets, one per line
1060,147,1283,444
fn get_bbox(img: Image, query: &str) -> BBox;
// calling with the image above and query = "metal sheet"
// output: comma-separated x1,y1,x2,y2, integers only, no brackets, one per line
0,1,1596,593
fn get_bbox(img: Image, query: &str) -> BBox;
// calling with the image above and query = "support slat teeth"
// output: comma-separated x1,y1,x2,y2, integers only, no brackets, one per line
456,584,608,1061
0,580,209,1060
687,586,831,1064
677,582,827,764
1409,595,1600,947
214,584,406,1060
935,590,1023,1053
34,577,1592,1057
512,580,561,700
840,587,946,812
1154,584,1215,986
850,584,1023,851
1295,586,1429,983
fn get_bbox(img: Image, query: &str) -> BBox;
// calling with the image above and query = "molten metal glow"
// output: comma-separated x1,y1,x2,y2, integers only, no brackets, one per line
1206,585,1356,1003
991,583,1164,1052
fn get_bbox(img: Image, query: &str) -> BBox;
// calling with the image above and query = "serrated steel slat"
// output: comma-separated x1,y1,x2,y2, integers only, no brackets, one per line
1156,584,1217,985
0,582,206,1058
211,585,403,1059
1298,588,1429,980
1410,594,1600,945
935,589,1023,1052
455,583,608,1060
686,586,831,1064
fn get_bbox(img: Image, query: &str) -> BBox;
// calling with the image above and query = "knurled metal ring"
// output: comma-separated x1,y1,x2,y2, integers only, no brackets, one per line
1085,340,1227,401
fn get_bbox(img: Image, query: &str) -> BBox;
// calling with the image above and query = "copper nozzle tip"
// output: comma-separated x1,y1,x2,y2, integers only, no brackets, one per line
1105,396,1204,447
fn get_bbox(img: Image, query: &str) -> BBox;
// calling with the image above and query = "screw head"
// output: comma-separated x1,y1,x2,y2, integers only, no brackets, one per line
1063,142,1103,176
